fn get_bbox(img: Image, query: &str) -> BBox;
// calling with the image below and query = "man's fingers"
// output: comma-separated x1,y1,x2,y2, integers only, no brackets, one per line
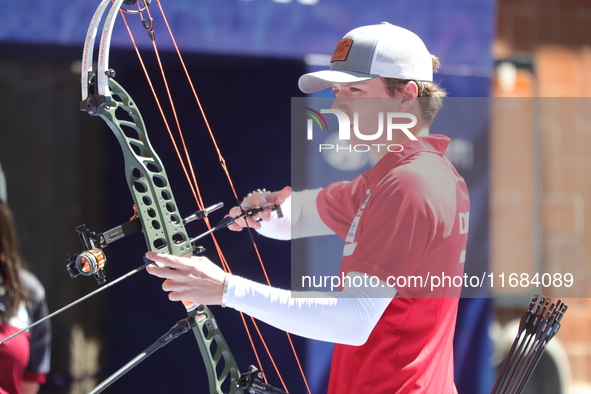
168,292,181,302
225,212,244,231
162,278,180,292
145,252,186,269
229,206,242,217
274,186,292,205
227,207,248,230
227,186,292,228
146,254,226,305
227,222,244,231
145,264,182,279
168,291,191,302
225,208,262,230
245,216,262,229
227,219,261,230
241,193,267,209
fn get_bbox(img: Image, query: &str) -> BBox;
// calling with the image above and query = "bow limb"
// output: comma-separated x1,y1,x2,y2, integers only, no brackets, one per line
80,0,110,102
79,1,242,392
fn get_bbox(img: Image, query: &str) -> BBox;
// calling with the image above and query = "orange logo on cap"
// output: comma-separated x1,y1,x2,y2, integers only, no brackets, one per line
331,38,353,62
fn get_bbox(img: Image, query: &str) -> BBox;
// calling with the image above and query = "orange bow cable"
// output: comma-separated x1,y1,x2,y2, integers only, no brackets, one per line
119,10,203,211
151,4,312,394
121,4,312,394
119,9,270,387
119,10,273,388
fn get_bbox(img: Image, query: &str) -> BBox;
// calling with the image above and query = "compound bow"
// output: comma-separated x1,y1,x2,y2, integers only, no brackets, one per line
70,0,294,392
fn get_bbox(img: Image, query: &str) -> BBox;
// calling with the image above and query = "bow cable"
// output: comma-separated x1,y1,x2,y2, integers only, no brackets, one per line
118,10,273,386
120,3,311,393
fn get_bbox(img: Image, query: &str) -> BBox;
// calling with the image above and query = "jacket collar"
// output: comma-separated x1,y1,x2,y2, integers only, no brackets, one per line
366,134,451,185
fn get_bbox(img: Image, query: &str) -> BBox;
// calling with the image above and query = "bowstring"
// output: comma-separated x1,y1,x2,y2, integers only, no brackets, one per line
118,9,269,387
150,6,311,393
152,4,313,391
118,9,203,209
121,3,312,393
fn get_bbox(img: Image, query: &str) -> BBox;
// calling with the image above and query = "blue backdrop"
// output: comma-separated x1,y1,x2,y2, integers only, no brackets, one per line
2,0,492,67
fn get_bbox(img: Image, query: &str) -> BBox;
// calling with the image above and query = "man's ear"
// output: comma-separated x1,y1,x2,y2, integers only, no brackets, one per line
398,81,419,111
400,81,419,98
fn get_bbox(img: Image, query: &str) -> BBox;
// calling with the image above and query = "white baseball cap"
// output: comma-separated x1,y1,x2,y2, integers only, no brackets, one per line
299,22,433,94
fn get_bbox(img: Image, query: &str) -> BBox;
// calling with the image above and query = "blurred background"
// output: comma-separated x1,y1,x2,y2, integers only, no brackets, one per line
0,0,590,393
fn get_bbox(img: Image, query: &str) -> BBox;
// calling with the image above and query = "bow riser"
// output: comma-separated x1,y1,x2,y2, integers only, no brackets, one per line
191,306,242,394
99,79,191,257
88,75,243,392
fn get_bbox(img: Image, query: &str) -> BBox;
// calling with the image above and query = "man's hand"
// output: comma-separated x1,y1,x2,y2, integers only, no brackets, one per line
145,252,227,305
227,186,291,231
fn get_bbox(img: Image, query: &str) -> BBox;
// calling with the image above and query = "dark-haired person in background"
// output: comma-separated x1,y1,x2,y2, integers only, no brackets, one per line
0,163,51,394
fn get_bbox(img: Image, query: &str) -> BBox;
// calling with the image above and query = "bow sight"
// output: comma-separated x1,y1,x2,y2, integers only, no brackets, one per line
66,203,224,285
65,202,282,285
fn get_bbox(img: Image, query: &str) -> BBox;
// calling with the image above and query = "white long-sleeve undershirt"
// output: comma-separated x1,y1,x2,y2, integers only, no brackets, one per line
223,272,396,346
226,188,396,345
